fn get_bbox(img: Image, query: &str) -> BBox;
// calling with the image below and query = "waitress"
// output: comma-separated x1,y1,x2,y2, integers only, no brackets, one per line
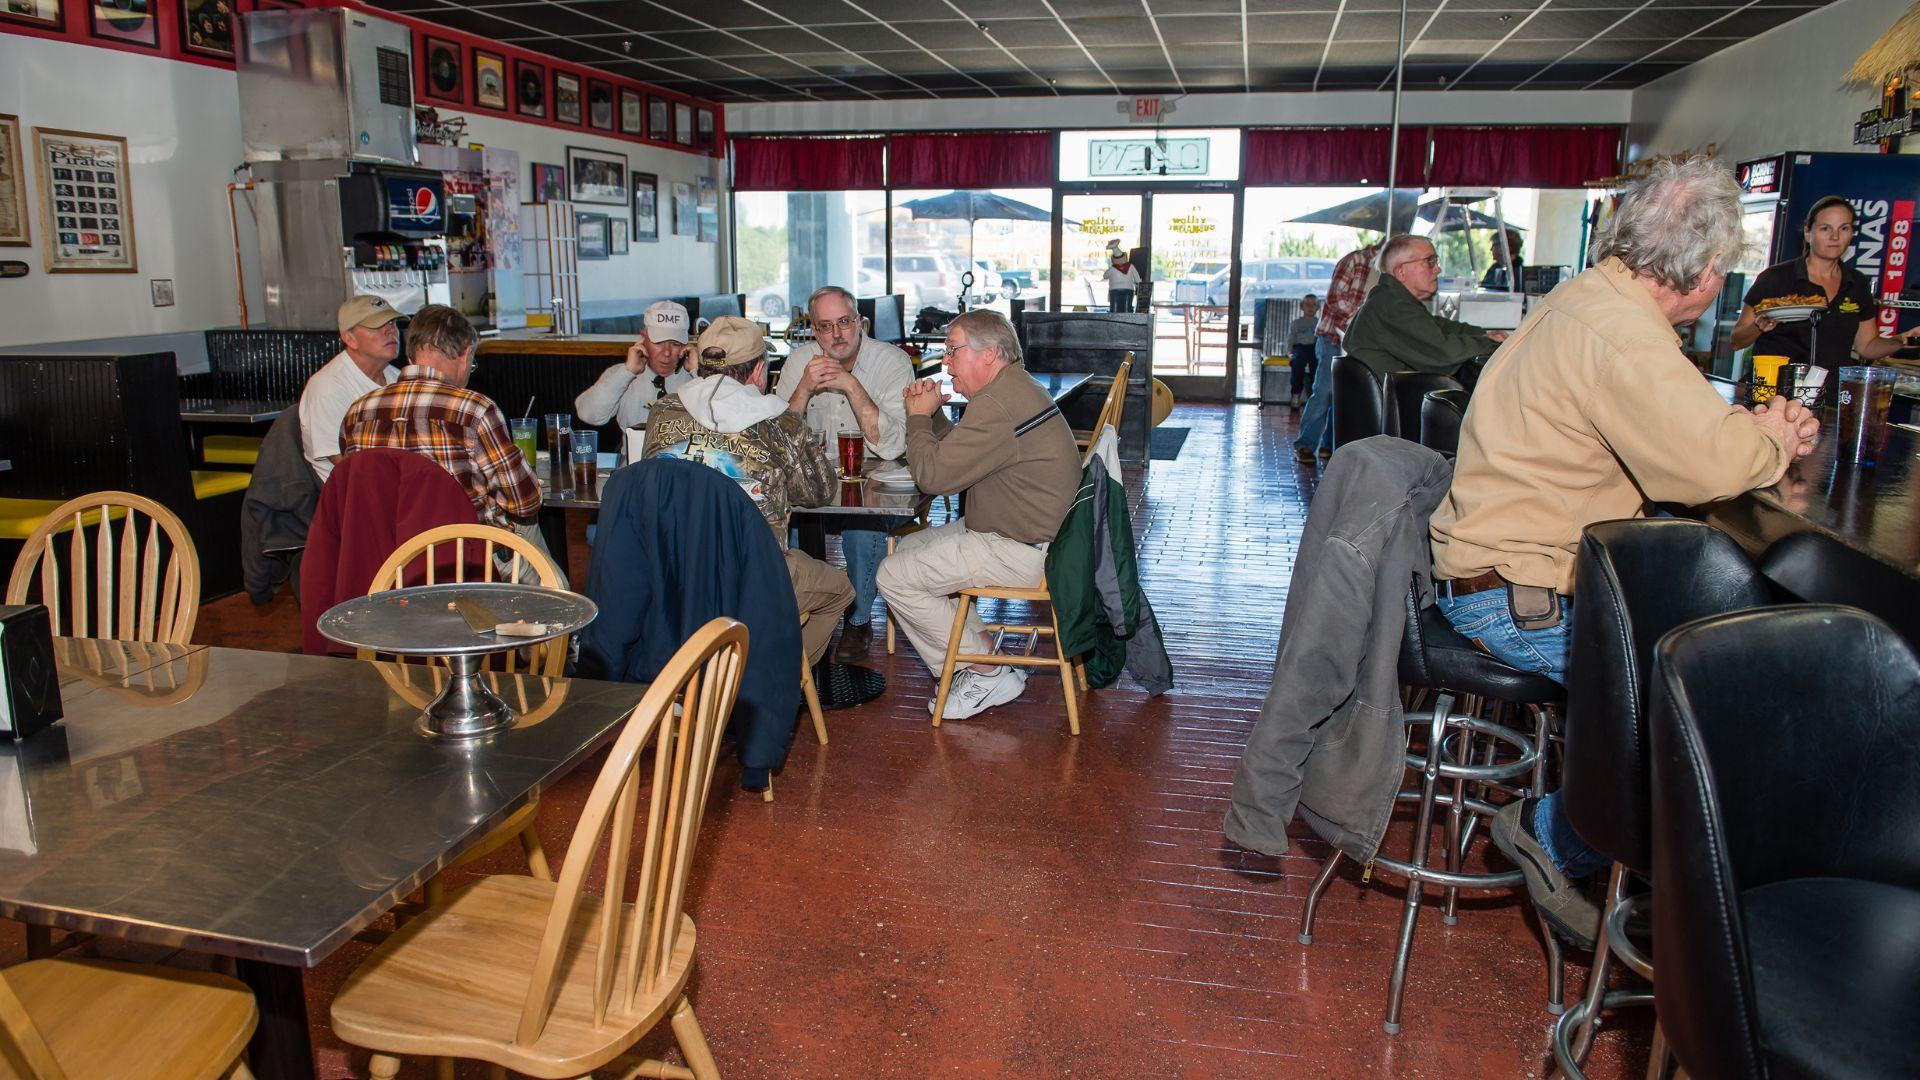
1731,195,1920,367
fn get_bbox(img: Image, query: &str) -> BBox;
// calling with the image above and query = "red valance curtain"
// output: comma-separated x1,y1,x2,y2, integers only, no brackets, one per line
1426,126,1623,187
887,131,1057,189
730,137,886,191
1243,127,1429,186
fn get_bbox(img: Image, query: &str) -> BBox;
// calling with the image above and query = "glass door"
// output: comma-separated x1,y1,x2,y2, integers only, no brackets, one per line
1150,192,1238,389
1058,193,1144,314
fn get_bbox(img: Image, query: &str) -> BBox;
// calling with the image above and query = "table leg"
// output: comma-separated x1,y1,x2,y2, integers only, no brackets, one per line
236,958,316,1080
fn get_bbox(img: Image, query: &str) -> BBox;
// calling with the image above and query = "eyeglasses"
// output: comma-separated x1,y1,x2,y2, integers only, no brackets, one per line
1414,255,1441,269
815,315,859,333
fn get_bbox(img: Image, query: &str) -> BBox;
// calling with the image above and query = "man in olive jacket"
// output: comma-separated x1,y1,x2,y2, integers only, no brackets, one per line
1342,234,1507,381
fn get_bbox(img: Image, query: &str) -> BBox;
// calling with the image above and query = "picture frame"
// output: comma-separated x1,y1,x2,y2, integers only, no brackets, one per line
696,175,717,244
253,0,303,9
530,162,565,205
610,217,629,255
619,89,643,136
673,102,693,146
514,58,546,119
566,145,627,206
553,71,582,126
695,107,715,152
587,79,614,131
575,210,609,261
420,35,462,104
671,181,694,238
631,171,657,244
89,0,158,49
0,0,63,29
647,97,671,143
0,115,29,248
34,126,137,273
177,0,234,59
473,50,507,111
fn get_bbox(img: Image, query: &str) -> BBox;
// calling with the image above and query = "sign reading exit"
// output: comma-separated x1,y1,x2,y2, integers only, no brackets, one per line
1089,138,1210,178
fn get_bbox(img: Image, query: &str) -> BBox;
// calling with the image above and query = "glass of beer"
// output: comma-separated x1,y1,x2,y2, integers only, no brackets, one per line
510,418,538,468
1837,365,1897,465
570,429,600,492
837,426,865,480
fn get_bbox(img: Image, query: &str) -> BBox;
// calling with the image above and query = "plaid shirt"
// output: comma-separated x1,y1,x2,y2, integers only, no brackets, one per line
338,365,541,528
1316,244,1379,344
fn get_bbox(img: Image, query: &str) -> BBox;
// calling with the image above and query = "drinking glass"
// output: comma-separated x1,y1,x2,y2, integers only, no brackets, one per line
570,429,600,492
509,418,538,468
1837,365,1897,465
837,429,866,480
543,413,573,472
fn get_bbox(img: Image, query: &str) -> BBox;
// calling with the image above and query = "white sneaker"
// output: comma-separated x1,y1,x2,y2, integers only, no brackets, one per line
938,667,1028,720
928,670,974,714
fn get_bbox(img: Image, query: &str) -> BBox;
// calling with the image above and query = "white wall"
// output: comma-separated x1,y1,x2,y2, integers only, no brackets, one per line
1630,0,1910,164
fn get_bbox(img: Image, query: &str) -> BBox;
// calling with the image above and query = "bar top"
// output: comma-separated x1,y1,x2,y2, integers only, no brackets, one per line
476,331,634,358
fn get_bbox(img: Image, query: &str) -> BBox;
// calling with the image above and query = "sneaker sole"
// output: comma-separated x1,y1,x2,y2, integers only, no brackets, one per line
1492,810,1597,951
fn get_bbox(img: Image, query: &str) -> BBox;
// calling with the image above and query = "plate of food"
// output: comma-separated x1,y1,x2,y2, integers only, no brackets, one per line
1755,294,1827,323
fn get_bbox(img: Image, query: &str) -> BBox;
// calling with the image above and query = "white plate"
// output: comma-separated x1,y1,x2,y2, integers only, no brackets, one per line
1757,304,1821,323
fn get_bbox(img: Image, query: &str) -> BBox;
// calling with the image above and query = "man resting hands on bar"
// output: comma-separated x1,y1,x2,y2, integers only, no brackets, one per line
1428,154,1819,947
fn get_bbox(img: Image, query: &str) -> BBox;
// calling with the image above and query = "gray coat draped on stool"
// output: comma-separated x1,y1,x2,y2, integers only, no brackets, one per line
1224,437,1452,863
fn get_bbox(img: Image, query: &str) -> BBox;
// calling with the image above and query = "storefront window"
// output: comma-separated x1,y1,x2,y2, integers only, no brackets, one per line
888,189,1052,317
733,190,886,330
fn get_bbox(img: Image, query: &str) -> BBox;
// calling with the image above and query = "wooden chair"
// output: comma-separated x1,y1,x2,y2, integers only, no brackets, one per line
797,611,826,745
5,492,200,645
329,618,749,1080
0,957,258,1079
1074,355,1133,453
365,525,570,904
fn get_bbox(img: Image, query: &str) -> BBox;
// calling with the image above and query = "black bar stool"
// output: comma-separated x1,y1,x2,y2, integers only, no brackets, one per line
1553,519,1771,1077
1382,371,1464,441
1418,388,1469,457
1331,354,1386,449
1298,577,1566,1034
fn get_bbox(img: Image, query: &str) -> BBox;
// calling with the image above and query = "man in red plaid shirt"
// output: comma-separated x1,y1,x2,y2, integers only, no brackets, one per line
339,305,558,582
1295,240,1379,463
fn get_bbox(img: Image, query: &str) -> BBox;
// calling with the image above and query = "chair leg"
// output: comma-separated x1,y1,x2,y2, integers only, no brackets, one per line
1545,924,1566,1016
885,537,897,655
930,595,974,728
488,1067,508,1080
670,996,721,1080
1298,850,1344,945
1074,656,1088,691
1569,862,1628,1059
369,1055,401,1080
23,926,51,960
762,776,773,803
435,1058,455,1080
799,657,827,744
520,825,552,881
1646,1020,1673,1080
228,1061,256,1080
1384,692,1452,1035
1050,606,1080,737
1528,703,1552,796
424,876,446,907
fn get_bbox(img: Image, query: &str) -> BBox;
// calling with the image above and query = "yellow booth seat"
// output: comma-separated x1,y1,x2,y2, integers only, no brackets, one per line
191,470,251,500
0,500,129,541
202,435,263,466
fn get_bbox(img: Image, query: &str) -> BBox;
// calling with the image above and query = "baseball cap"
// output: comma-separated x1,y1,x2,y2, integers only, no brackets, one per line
338,295,402,335
695,316,765,371
642,300,690,344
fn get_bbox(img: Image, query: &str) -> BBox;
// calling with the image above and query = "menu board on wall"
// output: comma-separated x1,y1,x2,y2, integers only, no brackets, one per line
35,127,136,272
0,115,28,247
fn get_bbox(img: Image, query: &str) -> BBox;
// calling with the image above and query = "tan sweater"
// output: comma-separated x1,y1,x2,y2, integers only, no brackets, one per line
905,362,1081,545
1431,258,1791,593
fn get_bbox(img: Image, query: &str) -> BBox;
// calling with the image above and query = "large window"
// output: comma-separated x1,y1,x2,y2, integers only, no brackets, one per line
888,189,1052,316
733,190,885,329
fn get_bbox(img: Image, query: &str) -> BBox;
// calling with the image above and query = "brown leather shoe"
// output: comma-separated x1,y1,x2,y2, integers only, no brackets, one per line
832,619,872,664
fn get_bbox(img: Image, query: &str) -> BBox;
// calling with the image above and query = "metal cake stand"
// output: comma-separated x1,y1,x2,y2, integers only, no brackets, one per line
317,582,597,739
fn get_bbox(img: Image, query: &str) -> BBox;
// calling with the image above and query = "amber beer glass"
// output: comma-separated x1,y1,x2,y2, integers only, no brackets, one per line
1837,366,1898,464
837,429,865,480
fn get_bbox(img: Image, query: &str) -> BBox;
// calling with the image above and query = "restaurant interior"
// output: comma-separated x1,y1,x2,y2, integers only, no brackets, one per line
2,0,1919,1075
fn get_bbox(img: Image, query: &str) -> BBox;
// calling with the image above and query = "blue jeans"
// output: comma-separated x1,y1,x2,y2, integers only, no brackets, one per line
1437,586,1609,878
842,528,887,627
1294,334,1339,453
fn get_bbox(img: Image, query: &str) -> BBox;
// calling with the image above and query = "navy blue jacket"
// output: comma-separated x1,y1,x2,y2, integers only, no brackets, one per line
576,457,802,789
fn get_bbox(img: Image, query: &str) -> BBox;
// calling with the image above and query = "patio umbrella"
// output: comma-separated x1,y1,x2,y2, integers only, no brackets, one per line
1422,202,1522,233
897,190,1071,306
1287,189,1426,233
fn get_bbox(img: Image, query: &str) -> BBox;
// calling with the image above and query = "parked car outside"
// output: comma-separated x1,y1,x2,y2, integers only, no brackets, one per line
1174,260,1228,304
1204,257,1337,307
864,252,974,310
749,267,922,322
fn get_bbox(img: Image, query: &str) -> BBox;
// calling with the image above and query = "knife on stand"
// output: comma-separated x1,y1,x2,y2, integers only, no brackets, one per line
453,595,502,635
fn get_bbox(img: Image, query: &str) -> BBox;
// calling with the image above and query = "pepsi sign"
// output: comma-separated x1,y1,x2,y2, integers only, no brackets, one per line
383,176,445,235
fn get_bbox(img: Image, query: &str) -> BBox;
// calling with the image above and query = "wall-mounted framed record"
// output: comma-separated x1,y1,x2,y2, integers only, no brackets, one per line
473,49,506,111
619,88,642,136
587,79,614,131
647,97,670,143
420,36,462,104
514,58,546,119
0,0,62,30
553,71,582,126
89,0,156,48
177,0,233,59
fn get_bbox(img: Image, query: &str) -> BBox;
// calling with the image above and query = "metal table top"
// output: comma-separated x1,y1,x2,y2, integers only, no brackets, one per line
316,582,595,657
539,451,618,510
0,643,647,966
179,398,287,424
794,460,930,518
940,371,1092,408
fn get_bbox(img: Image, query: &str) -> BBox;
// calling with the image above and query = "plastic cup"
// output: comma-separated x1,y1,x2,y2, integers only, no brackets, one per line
1750,354,1789,403
570,429,600,492
1837,365,1897,465
543,412,573,468
510,418,538,468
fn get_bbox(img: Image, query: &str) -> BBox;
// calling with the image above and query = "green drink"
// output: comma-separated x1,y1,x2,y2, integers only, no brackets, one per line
510,418,538,468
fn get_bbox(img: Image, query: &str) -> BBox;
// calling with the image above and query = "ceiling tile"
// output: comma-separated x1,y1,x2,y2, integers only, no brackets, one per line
893,19,999,48
858,50,964,75
1247,13,1337,41
1090,45,1176,67
1333,12,1413,41
1508,8,1638,40
565,1,705,34
1156,14,1246,45
1171,45,1250,68
977,18,1074,47
1064,16,1160,47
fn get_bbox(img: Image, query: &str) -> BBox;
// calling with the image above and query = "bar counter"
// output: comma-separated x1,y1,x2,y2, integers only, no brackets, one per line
476,329,632,358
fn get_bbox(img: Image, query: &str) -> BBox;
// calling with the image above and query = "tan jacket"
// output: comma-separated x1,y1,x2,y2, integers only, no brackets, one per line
904,362,1080,545
1431,258,1791,593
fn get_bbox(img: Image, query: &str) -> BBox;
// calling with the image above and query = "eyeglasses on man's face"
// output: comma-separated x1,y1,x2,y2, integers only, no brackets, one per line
816,315,859,334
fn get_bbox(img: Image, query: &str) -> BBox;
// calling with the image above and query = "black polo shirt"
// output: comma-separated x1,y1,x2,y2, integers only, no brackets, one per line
1743,257,1878,368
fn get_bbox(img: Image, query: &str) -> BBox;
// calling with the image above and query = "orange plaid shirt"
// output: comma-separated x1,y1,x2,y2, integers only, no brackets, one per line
338,365,541,528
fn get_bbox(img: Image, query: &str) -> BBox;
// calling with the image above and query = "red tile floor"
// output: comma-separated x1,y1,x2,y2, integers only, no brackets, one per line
45,403,1655,1077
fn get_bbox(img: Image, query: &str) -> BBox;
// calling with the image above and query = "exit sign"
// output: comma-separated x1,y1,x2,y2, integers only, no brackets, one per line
1123,96,1177,124
1089,138,1210,178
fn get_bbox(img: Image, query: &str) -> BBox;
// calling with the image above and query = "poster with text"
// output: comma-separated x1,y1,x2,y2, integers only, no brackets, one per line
696,175,717,244
35,127,135,272
0,115,28,247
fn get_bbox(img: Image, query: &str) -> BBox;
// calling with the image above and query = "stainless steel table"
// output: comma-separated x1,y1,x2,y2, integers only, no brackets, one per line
178,398,287,424
0,643,648,1080
938,371,1092,408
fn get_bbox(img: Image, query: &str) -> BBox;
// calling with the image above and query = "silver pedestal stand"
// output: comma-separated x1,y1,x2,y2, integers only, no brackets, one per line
317,582,597,739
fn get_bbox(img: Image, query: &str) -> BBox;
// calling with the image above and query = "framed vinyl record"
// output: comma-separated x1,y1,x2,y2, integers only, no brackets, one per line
421,36,462,104
514,58,546,119
619,89,642,136
473,50,506,111
177,0,233,59
0,0,62,29
553,71,582,126
587,79,614,131
89,0,157,48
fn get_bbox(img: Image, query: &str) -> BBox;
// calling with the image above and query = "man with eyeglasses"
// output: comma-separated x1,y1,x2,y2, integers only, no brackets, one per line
1342,234,1507,382
574,300,694,430
773,284,914,663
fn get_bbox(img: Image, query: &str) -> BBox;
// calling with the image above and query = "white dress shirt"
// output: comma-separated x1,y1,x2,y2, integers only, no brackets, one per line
772,334,914,460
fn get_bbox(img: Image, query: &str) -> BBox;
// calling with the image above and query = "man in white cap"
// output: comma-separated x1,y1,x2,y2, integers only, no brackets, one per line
575,300,695,430
297,295,400,482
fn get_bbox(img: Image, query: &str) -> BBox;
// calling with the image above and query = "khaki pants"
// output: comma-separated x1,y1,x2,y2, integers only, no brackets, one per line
787,548,855,666
875,518,1047,674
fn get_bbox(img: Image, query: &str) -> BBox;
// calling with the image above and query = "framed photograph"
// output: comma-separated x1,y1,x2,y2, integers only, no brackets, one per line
35,127,136,273
530,162,565,204
473,50,506,111
631,171,657,243
671,181,694,237
587,79,614,131
566,145,626,206
553,71,582,126
673,102,693,146
695,107,715,152
610,217,629,255
420,36,462,103
696,175,717,243
0,115,28,248
90,0,158,48
648,97,670,143
514,58,546,119
619,89,643,136
177,0,234,59
0,0,63,29
575,210,609,260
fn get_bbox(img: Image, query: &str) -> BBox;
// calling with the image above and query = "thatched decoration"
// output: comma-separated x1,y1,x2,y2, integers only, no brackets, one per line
1846,0,1920,88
